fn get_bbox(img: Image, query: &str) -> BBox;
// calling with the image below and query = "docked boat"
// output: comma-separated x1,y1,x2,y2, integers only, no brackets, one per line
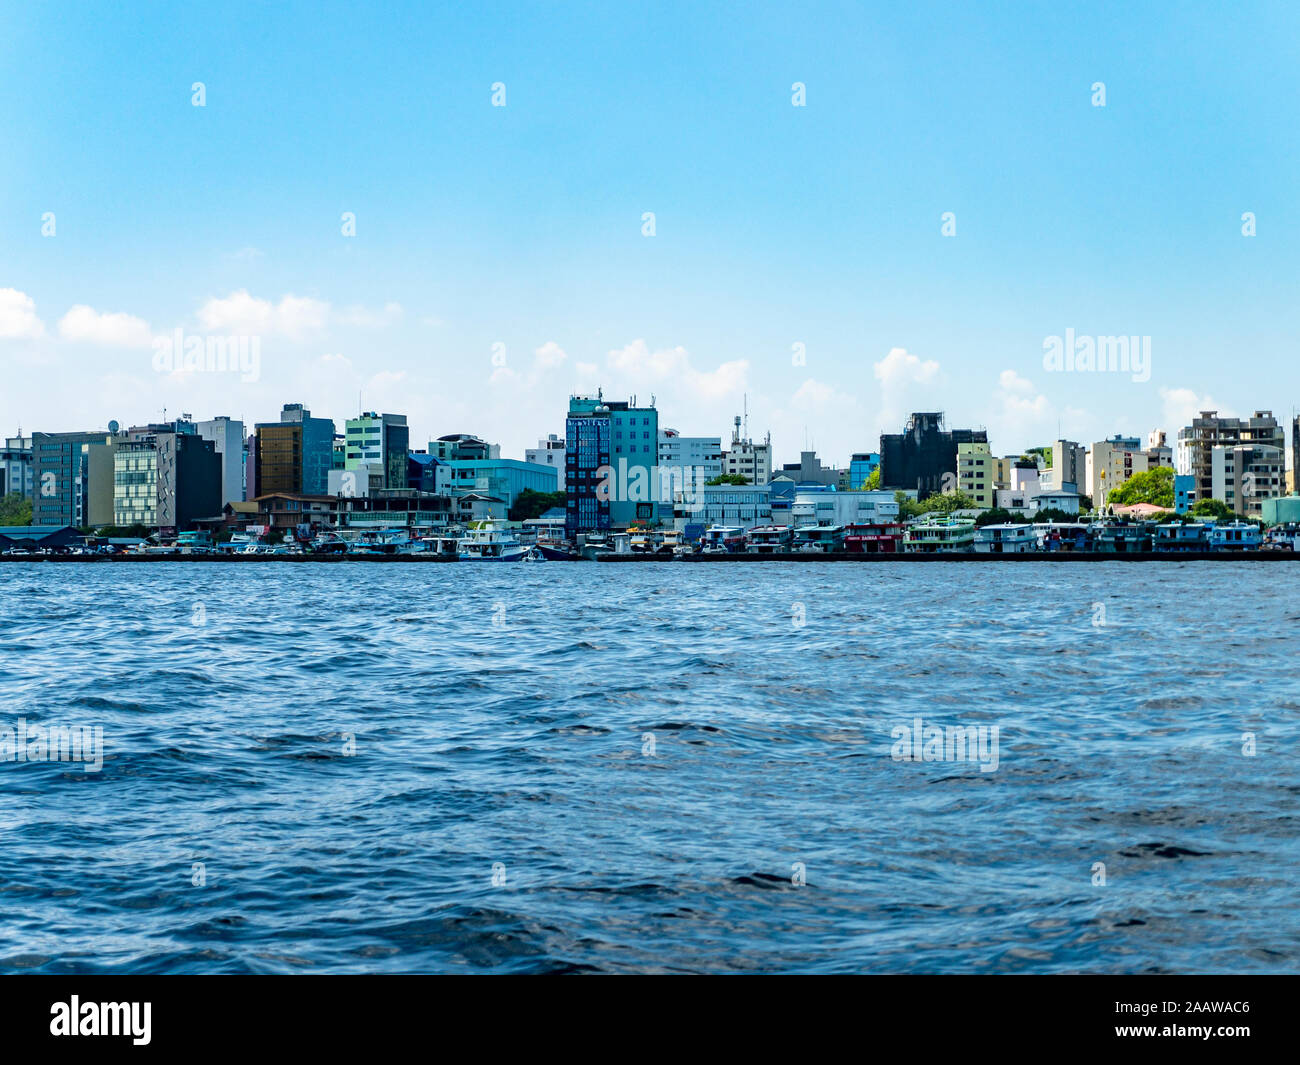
458,521,529,561
973,523,1036,553
792,525,845,553
746,524,793,553
1153,522,1210,552
902,516,976,553
842,521,902,554
701,525,746,553
580,532,631,560
1209,521,1262,551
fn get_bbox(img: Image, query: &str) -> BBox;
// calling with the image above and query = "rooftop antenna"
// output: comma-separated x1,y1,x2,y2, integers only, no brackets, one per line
743,394,749,442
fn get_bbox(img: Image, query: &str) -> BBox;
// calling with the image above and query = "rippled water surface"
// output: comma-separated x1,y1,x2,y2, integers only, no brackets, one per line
1,560,1296,973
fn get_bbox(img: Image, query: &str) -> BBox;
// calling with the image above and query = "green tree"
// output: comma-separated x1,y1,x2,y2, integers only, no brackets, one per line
1106,466,1174,508
974,507,1018,527
1189,498,1233,521
705,473,750,486
861,468,881,491
896,489,976,519
508,489,567,521
0,492,33,526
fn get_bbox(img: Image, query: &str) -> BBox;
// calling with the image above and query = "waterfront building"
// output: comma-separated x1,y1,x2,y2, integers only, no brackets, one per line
565,392,658,535
848,452,881,489
430,434,499,461
406,452,441,494
1211,443,1284,518
672,483,772,532
957,441,994,508
1031,487,1082,515
113,427,221,533
331,490,455,533
1040,440,1086,492
775,450,841,487
1261,495,1300,526
1292,415,1300,495
1145,429,1174,471
1087,435,1149,508
791,489,899,528
1,435,33,499
255,492,337,537
0,525,84,551
994,461,1044,512
1174,474,1195,514
658,428,722,485
721,412,772,485
30,428,122,527
195,416,246,504
345,412,409,490
525,433,567,490
437,458,562,510
1176,410,1284,504
255,404,335,497
880,412,988,500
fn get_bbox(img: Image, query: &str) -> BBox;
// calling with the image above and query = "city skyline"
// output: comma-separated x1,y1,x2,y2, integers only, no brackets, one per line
5,2,1300,462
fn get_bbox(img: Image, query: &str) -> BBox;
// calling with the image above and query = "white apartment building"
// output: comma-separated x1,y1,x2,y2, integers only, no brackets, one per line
196,416,247,504
658,428,722,487
1211,444,1284,518
525,433,566,491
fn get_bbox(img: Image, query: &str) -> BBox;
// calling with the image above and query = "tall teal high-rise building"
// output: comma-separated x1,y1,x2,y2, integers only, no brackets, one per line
565,392,659,535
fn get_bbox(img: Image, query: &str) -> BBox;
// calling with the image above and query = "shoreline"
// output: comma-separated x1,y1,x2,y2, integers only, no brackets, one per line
0,551,1295,563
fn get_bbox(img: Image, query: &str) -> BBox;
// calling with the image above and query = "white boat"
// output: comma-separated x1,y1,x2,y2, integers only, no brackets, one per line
458,521,529,561
973,523,1036,553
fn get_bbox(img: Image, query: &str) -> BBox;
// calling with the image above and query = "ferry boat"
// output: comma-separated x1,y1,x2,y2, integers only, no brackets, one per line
629,529,655,553
580,532,631,560
1093,523,1152,553
1034,522,1092,552
1209,521,1262,551
1153,522,1210,552
973,523,1036,553
902,516,976,553
414,536,461,559
701,526,746,553
657,530,684,555
792,525,845,553
746,524,793,553
536,540,582,561
458,521,529,561
842,521,902,554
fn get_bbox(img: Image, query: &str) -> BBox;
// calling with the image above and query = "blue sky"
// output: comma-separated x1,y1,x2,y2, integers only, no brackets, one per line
3,0,1299,462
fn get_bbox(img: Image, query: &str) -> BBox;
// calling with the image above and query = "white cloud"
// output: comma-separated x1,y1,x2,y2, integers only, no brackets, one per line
872,346,944,437
534,341,568,369
1159,386,1223,433
58,305,153,348
606,339,748,398
338,302,403,328
196,290,330,340
0,288,45,339
873,346,940,389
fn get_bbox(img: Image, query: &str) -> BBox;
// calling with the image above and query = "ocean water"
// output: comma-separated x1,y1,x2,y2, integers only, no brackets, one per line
0,560,1296,974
